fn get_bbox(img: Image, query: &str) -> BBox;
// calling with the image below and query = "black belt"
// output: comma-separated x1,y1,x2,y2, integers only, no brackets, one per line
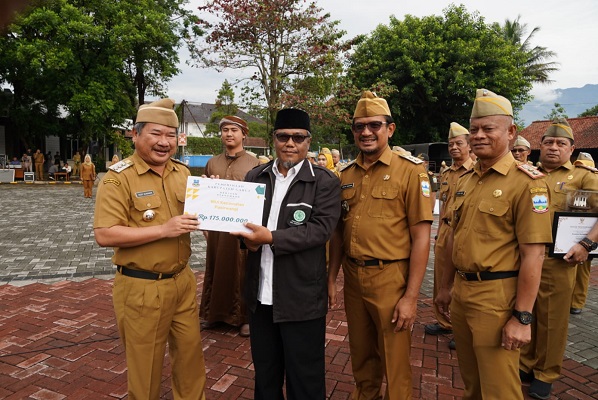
349,257,399,267
457,270,519,281
117,265,178,280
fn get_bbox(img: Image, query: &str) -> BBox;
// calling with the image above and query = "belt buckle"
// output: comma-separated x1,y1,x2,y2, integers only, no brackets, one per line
457,270,467,280
353,258,365,267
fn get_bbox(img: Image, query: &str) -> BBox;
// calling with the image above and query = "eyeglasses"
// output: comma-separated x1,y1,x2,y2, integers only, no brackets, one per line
511,148,528,153
351,121,388,133
274,133,310,144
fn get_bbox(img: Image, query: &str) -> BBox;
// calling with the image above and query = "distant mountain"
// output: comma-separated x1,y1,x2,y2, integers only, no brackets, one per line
520,84,598,126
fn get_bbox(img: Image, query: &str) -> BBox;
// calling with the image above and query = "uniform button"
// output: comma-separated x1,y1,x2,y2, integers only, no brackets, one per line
352,238,356,242
364,175,369,179
489,207,494,212
147,202,151,207
361,195,365,199
478,181,483,185
382,191,386,195
356,215,360,219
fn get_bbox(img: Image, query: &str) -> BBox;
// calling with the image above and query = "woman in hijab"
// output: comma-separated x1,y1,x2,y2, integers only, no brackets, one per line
80,154,96,198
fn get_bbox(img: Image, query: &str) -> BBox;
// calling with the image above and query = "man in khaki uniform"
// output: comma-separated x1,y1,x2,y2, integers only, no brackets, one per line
328,91,433,399
33,149,44,180
425,122,474,349
511,136,532,164
436,89,552,400
93,98,206,400
520,119,598,399
570,152,597,314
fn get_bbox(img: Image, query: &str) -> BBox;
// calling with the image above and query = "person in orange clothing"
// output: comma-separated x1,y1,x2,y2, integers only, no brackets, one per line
79,154,96,198
33,149,44,181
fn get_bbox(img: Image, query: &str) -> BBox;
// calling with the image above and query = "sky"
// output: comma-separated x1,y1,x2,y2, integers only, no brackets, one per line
166,0,598,107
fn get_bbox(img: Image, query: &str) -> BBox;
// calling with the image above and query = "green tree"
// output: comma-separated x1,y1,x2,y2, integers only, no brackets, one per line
0,0,201,148
191,0,349,146
544,102,568,120
346,5,532,145
205,80,239,136
578,104,598,117
494,15,559,85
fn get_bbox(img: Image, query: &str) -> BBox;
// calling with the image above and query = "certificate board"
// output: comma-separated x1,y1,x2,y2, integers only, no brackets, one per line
548,212,598,258
183,177,266,233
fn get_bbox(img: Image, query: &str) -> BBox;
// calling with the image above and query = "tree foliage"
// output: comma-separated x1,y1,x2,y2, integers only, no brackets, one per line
191,0,350,146
578,104,598,117
544,102,568,120
0,0,201,148
204,80,239,136
493,15,559,85
346,5,533,145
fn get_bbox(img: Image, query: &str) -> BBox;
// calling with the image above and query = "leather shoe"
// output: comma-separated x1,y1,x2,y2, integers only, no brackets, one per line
448,339,456,350
424,323,452,335
239,323,250,337
519,369,534,383
528,379,552,400
570,308,582,315
200,321,221,331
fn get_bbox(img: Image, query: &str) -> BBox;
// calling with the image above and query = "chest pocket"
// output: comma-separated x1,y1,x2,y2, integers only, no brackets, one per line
368,185,399,218
473,199,510,237
132,195,162,226
439,182,450,202
285,203,312,227
552,183,570,212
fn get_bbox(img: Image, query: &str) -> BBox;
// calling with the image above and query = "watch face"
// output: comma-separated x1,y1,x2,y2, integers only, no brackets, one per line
591,242,598,251
520,312,533,324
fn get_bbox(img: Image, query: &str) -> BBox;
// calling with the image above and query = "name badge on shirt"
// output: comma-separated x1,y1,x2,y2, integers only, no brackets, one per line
136,190,155,198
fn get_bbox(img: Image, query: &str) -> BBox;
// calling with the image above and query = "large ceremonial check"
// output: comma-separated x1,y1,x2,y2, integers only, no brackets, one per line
184,177,266,233
549,212,598,258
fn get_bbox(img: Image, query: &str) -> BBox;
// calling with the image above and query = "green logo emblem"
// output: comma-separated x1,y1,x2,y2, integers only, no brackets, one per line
255,185,265,195
293,210,306,222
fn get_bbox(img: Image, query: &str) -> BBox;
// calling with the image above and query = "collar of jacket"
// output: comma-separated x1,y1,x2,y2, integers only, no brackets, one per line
256,159,316,183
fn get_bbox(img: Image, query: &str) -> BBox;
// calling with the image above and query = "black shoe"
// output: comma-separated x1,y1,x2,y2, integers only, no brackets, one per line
200,321,222,331
424,323,452,335
570,308,582,315
519,369,534,383
528,379,552,400
448,339,456,350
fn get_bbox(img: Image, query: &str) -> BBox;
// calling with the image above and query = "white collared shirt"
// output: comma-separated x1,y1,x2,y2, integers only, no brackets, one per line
258,159,305,305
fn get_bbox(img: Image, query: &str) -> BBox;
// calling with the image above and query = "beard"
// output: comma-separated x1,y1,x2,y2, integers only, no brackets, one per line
279,159,300,170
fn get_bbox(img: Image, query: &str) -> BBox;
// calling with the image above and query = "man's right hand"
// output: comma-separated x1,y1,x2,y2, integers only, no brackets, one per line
161,214,200,238
435,287,452,322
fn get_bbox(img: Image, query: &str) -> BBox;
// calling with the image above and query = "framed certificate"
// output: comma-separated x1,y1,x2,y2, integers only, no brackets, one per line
183,177,266,233
548,212,598,258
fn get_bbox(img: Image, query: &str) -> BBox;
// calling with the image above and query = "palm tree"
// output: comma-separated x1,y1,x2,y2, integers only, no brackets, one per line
495,15,559,84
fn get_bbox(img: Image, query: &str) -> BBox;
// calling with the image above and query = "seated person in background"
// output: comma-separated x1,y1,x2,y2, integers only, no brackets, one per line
48,164,59,180
9,156,21,166
62,161,72,178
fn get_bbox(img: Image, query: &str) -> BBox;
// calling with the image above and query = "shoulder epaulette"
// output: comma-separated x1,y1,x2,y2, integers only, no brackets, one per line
108,159,134,173
399,153,424,165
171,158,190,171
339,160,356,172
575,164,598,173
517,163,545,179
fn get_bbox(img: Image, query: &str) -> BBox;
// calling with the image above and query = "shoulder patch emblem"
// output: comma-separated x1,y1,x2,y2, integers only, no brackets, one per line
517,163,545,179
103,178,121,186
532,194,549,213
109,159,134,173
400,153,424,164
418,172,428,178
421,180,431,198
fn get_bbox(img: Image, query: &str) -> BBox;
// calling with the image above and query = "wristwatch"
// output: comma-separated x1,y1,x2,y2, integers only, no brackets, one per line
579,237,598,252
512,310,534,325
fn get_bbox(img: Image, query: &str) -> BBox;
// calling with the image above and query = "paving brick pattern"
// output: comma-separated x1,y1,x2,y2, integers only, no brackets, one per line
0,184,597,399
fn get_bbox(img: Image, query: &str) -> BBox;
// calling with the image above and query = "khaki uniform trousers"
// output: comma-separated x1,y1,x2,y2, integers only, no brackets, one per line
451,276,522,400
520,257,576,383
35,163,44,180
432,223,452,330
571,260,591,309
113,266,206,400
342,258,412,400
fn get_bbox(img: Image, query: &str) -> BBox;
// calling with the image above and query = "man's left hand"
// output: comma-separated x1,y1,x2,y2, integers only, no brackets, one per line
563,243,588,264
231,222,272,252
392,296,417,333
501,318,531,350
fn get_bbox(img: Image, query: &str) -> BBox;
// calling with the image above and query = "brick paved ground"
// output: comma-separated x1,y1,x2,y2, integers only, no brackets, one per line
0,183,597,399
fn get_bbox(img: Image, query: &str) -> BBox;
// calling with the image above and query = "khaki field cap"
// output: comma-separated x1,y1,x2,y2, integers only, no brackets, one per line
353,91,391,118
542,118,574,141
448,122,469,138
574,152,595,168
220,115,249,135
513,136,531,149
137,98,179,128
470,88,513,118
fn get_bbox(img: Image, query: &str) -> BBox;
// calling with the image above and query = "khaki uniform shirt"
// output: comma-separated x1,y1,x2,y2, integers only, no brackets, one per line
451,152,552,272
340,146,433,261
93,152,190,273
439,158,475,222
538,161,598,217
